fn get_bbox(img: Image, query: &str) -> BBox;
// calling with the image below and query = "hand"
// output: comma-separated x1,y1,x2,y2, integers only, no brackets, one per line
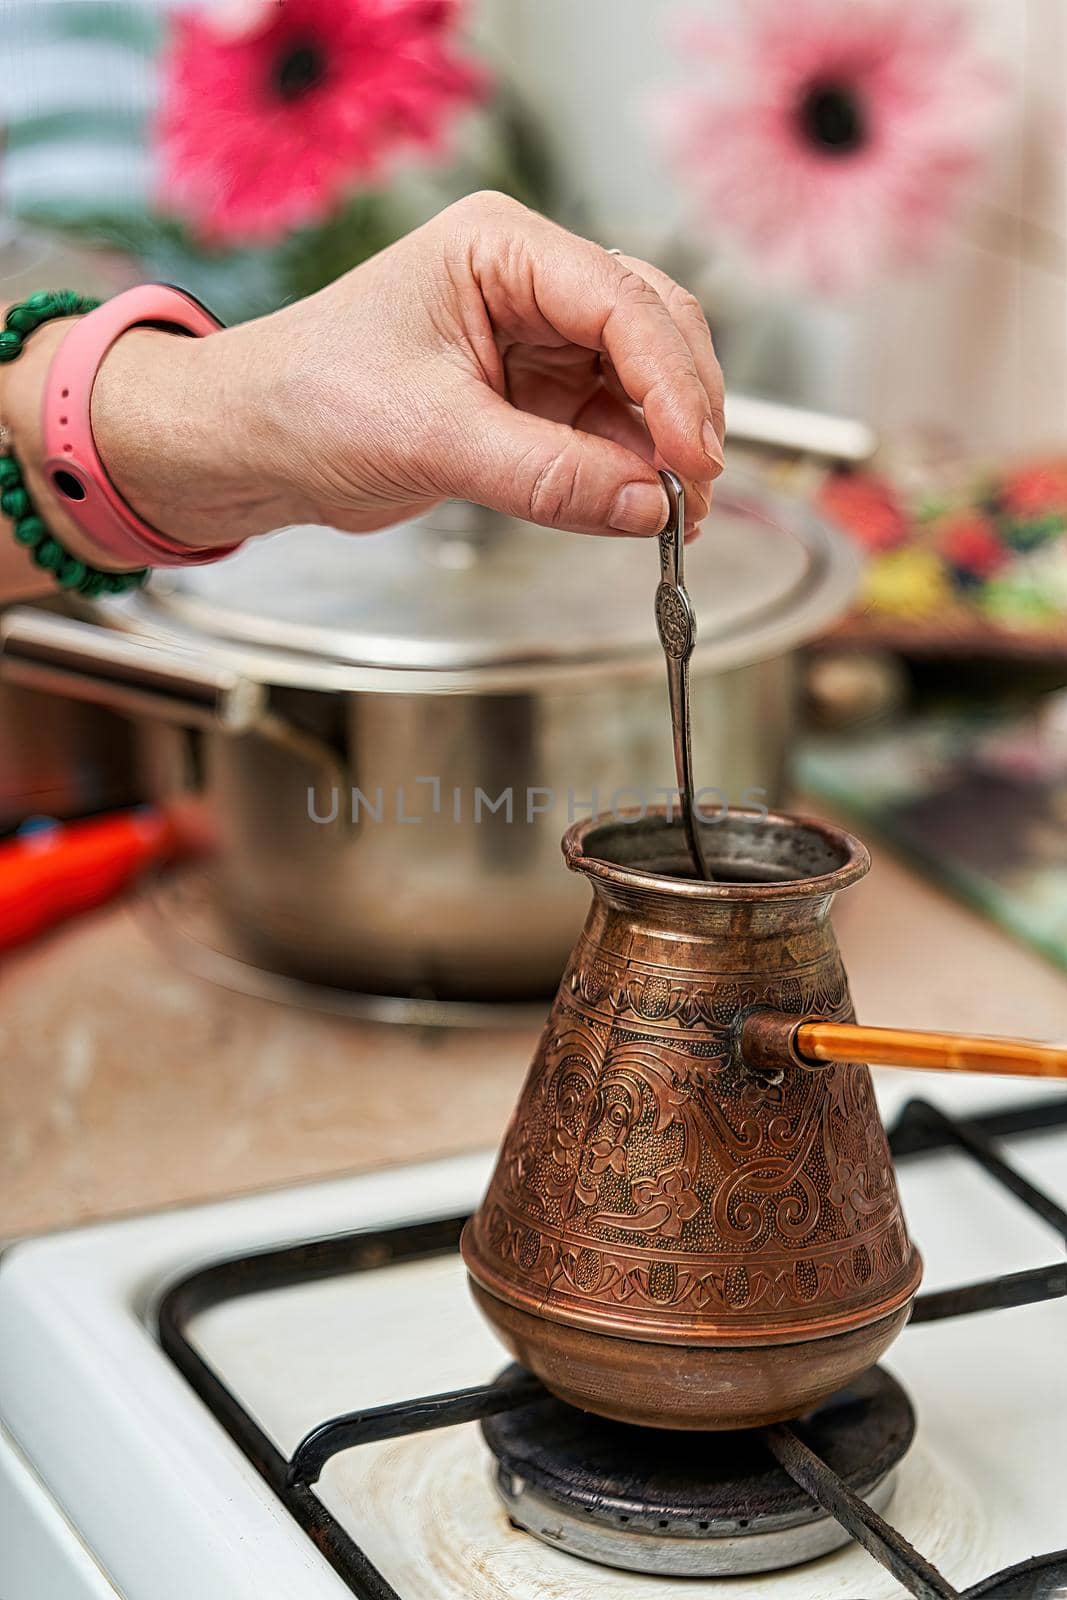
91,192,726,552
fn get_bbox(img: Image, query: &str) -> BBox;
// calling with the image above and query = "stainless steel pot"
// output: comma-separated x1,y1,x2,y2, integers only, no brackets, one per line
0,670,138,831
0,472,857,1000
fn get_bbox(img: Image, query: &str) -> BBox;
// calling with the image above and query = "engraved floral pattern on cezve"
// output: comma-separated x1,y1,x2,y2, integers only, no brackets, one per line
566,952,850,1032
480,946,910,1324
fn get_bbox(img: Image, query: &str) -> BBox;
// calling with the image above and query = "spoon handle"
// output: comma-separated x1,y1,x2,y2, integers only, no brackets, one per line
655,469,714,881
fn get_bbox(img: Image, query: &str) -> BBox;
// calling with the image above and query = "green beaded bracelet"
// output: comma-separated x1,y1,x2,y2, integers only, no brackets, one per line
0,290,148,598
0,445,146,597
0,289,100,362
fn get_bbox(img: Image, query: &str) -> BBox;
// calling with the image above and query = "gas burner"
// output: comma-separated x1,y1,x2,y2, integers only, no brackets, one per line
482,1363,913,1577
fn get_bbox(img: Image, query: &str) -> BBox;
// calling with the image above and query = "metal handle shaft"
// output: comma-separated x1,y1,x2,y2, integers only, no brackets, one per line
740,1010,1067,1082
654,470,713,881
797,1021,1067,1081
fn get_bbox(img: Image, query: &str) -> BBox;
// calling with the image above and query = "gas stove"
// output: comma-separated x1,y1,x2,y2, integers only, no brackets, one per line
2,1072,1066,1600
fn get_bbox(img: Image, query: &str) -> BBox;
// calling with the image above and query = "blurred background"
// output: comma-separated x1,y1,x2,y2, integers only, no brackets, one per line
2,0,1066,1235
3,1,1064,434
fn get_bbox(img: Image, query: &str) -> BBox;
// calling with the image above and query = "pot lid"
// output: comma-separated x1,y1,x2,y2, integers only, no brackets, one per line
114,470,857,690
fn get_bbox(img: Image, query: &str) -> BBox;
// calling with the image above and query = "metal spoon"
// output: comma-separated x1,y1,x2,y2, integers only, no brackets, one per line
654,469,714,881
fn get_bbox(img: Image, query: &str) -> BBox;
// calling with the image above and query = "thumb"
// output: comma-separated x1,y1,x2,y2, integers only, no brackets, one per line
440,392,670,537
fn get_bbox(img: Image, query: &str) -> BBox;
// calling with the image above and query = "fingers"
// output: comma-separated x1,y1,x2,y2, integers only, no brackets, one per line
572,386,654,463
441,388,670,537
593,360,712,524
573,386,702,539
465,199,723,496
570,385,701,538
612,253,726,453
599,269,718,489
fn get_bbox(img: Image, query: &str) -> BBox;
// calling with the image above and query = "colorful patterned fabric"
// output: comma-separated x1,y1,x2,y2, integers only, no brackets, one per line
819,457,1067,650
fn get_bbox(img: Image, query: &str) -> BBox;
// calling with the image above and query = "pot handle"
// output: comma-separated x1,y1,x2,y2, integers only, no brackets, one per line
0,607,267,731
742,1011,1067,1082
0,607,353,830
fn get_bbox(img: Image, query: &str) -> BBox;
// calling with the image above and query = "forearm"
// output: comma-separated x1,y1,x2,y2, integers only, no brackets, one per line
89,322,315,549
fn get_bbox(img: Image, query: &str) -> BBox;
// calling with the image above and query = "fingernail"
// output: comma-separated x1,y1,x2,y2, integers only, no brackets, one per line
610,480,669,535
703,419,725,472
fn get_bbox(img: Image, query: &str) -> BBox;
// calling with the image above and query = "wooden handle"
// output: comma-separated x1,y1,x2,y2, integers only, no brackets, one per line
739,1011,1067,1082
795,1021,1067,1080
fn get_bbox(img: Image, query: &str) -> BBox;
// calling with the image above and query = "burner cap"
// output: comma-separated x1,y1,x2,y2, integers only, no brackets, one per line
482,1364,914,1578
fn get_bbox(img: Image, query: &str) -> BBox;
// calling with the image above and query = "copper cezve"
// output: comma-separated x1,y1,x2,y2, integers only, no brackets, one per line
462,807,922,1430
464,806,1067,1428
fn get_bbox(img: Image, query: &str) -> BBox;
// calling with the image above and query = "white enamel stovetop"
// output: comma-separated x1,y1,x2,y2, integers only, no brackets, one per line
1,1070,1066,1600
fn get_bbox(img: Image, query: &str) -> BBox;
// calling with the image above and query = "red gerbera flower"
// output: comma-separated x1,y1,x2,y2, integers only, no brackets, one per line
156,0,487,244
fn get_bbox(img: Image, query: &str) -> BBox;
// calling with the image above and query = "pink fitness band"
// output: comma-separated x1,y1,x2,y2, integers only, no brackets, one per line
41,284,240,568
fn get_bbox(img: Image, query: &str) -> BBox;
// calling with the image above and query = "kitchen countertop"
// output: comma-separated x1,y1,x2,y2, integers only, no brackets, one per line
3,840,1066,1240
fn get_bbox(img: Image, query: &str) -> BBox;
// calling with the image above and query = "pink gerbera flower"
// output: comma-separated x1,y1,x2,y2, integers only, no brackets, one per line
157,0,486,245
659,0,1005,293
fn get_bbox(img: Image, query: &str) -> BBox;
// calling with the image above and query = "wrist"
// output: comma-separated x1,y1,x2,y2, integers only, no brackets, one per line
0,317,129,571
90,324,311,550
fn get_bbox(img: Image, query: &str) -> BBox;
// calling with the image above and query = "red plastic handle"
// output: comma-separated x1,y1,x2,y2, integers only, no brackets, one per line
0,809,185,952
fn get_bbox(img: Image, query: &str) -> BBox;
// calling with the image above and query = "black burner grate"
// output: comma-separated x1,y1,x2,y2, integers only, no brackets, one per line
156,1097,1067,1600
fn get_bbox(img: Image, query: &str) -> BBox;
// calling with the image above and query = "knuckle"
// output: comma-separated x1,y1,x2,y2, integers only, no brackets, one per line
438,191,526,255
669,284,709,328
621,254,671,296
458,189,525,223
613,267,664,310
523,445,584,527
645,364,702,409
